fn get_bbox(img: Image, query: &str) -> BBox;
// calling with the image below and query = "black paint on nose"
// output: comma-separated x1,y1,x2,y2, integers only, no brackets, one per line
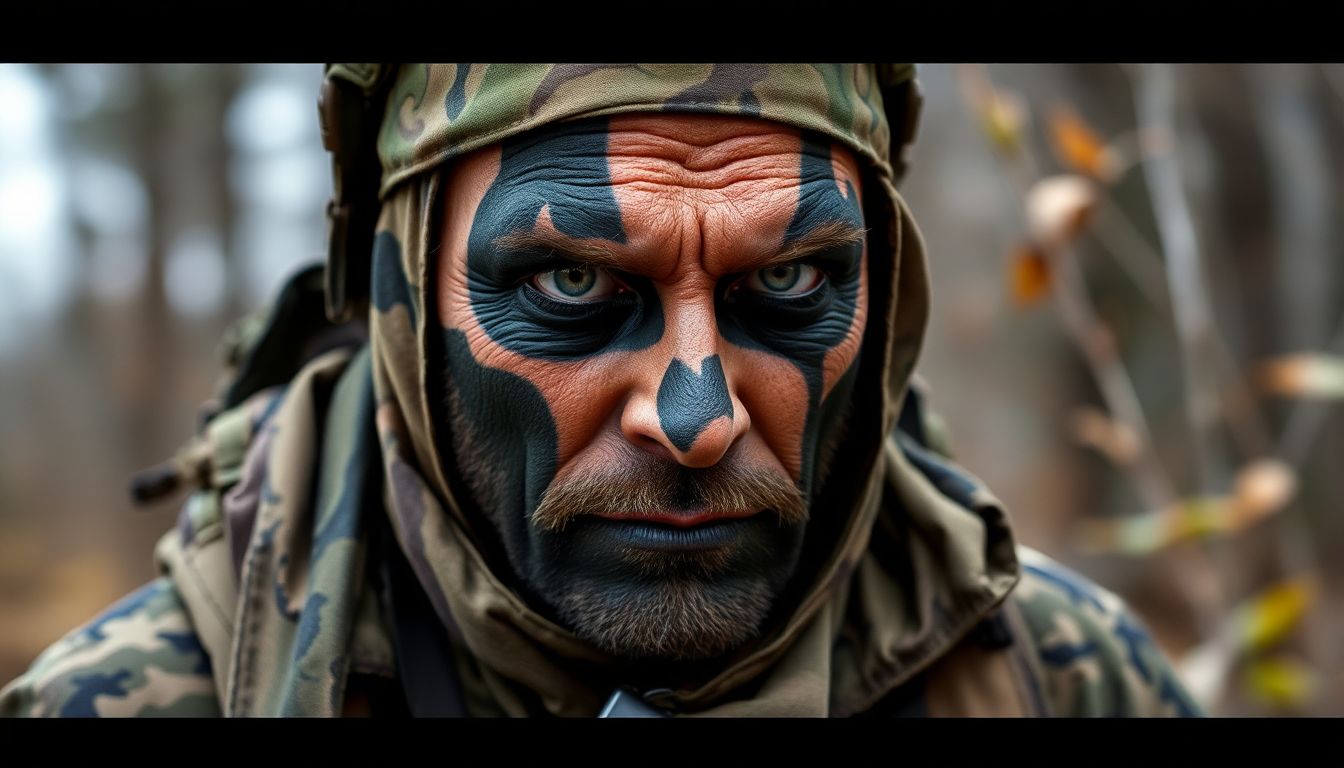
656,355,733,453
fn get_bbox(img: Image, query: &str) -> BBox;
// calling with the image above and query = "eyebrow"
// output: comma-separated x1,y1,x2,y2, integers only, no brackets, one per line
492,219,866,271
766,219,867,266
492,230,626,269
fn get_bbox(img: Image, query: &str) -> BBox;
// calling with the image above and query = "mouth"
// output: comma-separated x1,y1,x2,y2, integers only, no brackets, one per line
587,511,760,552
592,508,760,528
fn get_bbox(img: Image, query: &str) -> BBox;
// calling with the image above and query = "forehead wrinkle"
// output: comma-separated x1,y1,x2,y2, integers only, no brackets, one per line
606,153,806,192
473,117,864,284
488,187,864,281
605,115,805,192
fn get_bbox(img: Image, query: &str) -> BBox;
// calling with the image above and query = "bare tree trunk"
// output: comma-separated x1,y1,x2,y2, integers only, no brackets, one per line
130,63,173,458
207,65,243,324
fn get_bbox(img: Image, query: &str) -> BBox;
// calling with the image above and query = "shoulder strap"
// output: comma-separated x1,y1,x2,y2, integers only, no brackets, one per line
376,511,467,717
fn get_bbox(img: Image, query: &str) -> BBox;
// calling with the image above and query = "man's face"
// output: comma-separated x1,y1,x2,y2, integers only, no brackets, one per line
436,113,868,661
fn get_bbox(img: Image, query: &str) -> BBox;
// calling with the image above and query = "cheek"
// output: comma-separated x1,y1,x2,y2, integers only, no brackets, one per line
723,344,811,480
821,245,868,399
439,262,629,467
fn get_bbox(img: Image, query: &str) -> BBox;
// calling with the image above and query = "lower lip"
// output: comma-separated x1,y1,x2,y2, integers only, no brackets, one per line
591,517,751,552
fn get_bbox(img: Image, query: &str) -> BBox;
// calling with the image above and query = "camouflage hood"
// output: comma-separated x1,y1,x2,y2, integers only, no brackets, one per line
353,64,1020,715
158,64,1019,717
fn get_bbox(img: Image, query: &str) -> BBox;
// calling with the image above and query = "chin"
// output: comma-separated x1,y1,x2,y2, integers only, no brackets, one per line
554,571,776,661
533,514,805,661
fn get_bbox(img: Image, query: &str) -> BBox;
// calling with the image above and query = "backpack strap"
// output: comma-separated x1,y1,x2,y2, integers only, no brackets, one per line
129,264,365,508
375,510,467,717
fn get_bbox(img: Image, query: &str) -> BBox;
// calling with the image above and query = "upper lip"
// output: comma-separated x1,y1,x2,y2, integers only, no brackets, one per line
592,508,760,528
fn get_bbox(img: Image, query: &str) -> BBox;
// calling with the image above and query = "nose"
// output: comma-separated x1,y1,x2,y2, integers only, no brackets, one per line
621,352,750,468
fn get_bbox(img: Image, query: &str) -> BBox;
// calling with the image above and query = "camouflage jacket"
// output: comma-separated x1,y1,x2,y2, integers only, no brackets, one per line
0,267,1203,717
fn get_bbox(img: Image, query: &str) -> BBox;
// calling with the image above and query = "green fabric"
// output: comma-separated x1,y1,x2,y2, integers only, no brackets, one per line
345,64,904,199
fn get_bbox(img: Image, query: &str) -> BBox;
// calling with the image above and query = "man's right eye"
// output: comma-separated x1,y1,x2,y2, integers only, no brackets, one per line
530,265,625,302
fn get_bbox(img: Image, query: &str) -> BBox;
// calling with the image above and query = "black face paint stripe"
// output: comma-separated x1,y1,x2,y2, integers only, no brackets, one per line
465,117,665,361
715,131,866,495
656,355,733,453
442,327,558,526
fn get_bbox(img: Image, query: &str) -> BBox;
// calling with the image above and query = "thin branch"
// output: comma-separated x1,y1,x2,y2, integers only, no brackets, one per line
1087,199,1170,309
1086,197,1275,461
1127,63,1227,493
964,65,1179,510
1047,242,1179,509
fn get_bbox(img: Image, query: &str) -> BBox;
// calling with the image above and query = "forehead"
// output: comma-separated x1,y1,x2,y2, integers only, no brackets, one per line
444,113,864,276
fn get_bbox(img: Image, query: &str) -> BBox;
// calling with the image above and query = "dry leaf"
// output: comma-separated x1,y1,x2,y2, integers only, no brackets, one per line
1026,174,1098,249
1070,406,1140,465
1233,459,1298,518
1049,106,1117,180
1257,354,1344,399
1009,244,1051,307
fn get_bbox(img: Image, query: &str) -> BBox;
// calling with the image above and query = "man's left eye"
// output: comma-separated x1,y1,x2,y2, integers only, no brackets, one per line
741,263,824,296
531,265,622,302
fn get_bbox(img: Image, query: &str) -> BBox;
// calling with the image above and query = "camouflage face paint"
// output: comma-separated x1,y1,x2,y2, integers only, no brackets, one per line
657,355,733,453
435,114,868,662
716,133,866,497
463,119,662,360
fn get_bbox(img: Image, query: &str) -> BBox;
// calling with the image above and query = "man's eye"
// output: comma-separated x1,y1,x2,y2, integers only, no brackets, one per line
531,265,622,302
741,263,824,296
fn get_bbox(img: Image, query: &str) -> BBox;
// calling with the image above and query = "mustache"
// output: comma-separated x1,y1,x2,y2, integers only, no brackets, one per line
531,453,809,532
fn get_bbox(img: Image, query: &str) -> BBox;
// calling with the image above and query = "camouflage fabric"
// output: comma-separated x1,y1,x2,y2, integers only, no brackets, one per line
0,579,218,717
1,63,1203,717
349,64,913,199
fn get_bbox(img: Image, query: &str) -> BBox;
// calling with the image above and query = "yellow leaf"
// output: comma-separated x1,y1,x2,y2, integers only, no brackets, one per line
1049,107,1114,179
1174,497,1229,539
1079,488,1283,556
957,66,1029,157
1244,656,1317,708
1256,354,1344,399
1237,578,1315,653
985,91,1028,155
1008,245,1051,307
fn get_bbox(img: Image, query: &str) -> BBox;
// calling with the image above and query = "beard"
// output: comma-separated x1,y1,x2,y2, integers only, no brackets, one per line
554,570,777,661
443,369,810,662
528,443,809,661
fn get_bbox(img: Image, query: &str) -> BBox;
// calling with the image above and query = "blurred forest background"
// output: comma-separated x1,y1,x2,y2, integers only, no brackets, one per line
1,63,1342,716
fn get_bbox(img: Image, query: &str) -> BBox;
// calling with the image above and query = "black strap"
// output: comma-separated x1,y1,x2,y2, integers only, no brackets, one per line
968,608,1016,651
377,515,467,717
